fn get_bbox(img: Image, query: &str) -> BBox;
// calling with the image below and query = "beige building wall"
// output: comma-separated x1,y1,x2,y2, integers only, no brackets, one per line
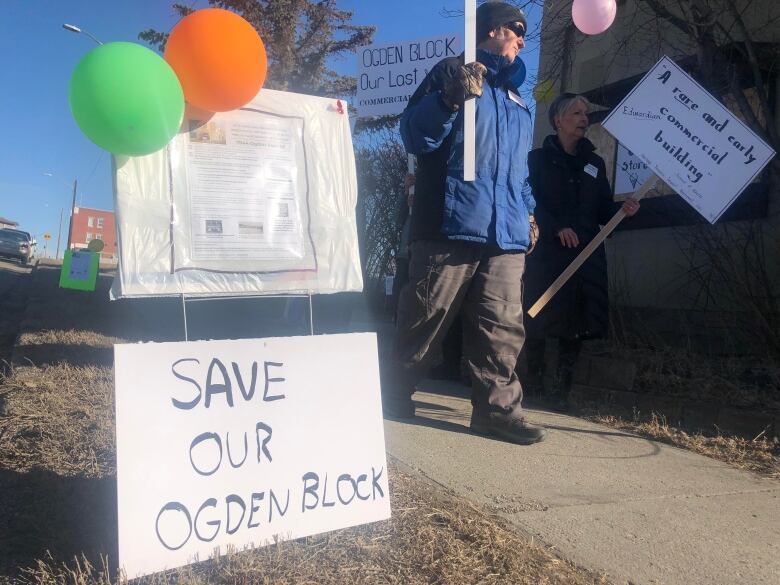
533,0,780,310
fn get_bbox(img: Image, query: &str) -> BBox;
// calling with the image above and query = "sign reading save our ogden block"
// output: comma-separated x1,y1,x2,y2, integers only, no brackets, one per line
114,333,390,578
357,34,462,117
603,56,775,223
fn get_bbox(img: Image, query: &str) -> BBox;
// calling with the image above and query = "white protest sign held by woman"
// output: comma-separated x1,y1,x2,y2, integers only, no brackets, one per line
603,56,775,223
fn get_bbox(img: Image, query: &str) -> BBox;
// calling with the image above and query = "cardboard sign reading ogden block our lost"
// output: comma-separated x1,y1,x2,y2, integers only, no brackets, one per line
114,333,390,578
603,56,775,223
356,34,462,117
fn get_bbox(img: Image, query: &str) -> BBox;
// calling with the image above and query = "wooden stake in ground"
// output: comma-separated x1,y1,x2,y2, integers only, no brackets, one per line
463,0,476,182
527,175,661,318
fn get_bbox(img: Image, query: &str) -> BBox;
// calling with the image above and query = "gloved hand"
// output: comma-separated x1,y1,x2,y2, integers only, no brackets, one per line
441,62,487,111
527,214,539,254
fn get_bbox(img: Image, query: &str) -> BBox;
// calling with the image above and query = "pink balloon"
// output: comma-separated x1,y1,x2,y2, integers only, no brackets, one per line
572,0,617,35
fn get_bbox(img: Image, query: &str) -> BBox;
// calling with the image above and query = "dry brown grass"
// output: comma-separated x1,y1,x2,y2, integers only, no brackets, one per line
16,330,121,349
0,364,116,477
589,410,780,479
584,339,780,411
0,267,607,584
0,358,607,584
0,458,608,585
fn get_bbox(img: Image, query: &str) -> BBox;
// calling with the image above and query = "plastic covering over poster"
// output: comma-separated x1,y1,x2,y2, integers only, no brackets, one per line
111,89,362,298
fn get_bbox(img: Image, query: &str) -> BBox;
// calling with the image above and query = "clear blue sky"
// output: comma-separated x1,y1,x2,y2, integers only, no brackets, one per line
0,1,540,253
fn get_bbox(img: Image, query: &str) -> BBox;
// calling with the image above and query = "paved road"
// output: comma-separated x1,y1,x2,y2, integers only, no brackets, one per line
385,380,780,585
0,260,31,364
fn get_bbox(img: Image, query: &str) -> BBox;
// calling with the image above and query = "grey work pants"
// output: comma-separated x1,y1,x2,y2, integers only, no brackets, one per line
383,239,527,413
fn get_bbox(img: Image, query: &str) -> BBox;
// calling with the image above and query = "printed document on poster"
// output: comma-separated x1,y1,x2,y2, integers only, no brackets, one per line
184,113,306,262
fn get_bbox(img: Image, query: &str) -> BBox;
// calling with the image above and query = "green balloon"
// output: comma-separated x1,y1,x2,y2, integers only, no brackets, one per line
69,42,184,156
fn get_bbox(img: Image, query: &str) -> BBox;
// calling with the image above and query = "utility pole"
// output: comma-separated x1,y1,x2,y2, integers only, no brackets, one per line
55,208,63,259
66,179,77,252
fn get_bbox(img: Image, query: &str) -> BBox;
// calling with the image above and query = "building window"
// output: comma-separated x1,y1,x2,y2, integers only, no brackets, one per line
97,217,104,228
86,233,93,242
88,217,95,227
95,233,103,241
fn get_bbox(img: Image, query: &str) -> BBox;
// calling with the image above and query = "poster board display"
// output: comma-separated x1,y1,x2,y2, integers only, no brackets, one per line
59,250,99,291
114,332,390,578
603,56,775,223
111,90,362,298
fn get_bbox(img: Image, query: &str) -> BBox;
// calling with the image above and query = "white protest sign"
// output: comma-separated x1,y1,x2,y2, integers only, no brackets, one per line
614,143,654,195
603,56,775,223
114,333,390,579
356,34,462,118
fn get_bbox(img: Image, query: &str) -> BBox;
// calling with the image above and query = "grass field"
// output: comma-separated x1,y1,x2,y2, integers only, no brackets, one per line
0,263,608,584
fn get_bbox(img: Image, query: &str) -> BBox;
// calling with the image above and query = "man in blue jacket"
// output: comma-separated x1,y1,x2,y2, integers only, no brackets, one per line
382,1,546,445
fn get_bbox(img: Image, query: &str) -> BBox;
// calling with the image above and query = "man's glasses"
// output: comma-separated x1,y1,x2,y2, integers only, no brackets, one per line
504,21,526,39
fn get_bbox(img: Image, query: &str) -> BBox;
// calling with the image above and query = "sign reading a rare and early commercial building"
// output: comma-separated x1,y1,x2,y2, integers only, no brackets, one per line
356,34,462,118
603,56,775,223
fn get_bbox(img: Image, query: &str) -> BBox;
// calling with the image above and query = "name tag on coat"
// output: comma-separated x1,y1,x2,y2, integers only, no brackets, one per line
507,90,526,108
584,163,598,178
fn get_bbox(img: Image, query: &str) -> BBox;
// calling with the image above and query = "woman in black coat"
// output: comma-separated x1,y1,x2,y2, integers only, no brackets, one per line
523,93,640,401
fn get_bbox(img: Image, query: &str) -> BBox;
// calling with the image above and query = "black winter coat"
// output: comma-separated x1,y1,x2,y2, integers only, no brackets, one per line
524,135,620,340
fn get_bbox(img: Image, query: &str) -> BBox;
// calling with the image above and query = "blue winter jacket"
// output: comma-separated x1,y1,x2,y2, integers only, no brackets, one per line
400,49,535,250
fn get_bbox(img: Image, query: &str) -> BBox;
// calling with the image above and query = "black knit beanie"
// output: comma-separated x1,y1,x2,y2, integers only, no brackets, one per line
476,1,527,43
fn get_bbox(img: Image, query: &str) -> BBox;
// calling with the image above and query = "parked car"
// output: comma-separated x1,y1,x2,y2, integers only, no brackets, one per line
0,228,36,266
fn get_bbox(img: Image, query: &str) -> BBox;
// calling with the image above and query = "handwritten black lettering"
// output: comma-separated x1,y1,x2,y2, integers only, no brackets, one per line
225,494,246,535
171,358,201,410
263,362,286,401
255,422,273,463
337,474,357,505
232,361,258,401
155,502,192,551
322,474,336,508
189,432,222,476
302,471,320,512
269,489,290,522
355,474,370,500
248,492,265,529
372,467,385,499
194,497,220,542
205,358,234,408
226,431,248,468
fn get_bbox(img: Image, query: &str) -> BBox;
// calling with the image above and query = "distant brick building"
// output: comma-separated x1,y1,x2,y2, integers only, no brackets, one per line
70,207,117,260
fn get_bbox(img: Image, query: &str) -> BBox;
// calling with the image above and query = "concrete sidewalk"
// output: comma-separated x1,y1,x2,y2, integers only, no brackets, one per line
384,379,780,585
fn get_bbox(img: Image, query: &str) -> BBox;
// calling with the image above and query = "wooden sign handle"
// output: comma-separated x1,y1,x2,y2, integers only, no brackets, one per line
527,175,660,319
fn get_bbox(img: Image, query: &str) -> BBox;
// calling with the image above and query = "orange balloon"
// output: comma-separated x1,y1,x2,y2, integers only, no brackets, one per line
165,8,267,112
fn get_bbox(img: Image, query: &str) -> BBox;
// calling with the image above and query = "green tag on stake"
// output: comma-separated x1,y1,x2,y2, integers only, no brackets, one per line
59,250,99,291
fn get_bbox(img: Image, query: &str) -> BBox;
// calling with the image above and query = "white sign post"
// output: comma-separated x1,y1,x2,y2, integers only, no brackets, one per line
356,34,462,118
115,333,390,579
463,0,476,182
603,56,775,223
